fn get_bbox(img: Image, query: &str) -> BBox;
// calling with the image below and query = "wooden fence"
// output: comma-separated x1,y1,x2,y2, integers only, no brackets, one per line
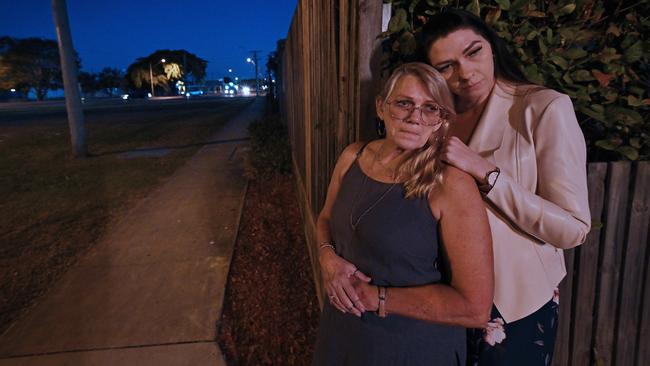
553,162,650,366
278,1,650,365
278,0,384,303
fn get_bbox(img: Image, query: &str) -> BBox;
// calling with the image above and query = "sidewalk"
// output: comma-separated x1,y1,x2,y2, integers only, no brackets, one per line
0,99,264,365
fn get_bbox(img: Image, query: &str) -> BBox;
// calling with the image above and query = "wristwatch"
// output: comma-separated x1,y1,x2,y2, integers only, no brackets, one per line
478,167,500,193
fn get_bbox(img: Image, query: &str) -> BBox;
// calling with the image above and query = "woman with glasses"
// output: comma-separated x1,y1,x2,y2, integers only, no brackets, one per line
312,62,493,365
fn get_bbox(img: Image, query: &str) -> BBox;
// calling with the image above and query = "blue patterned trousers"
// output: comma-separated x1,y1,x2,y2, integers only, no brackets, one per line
467,290,560,366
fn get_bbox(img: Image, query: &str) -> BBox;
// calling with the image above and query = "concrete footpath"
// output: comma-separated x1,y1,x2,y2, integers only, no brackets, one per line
0,99,264,365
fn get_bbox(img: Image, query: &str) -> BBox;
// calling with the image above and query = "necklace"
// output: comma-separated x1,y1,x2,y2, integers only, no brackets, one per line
377,141,398,176
375,155,397,179
349,144,397,231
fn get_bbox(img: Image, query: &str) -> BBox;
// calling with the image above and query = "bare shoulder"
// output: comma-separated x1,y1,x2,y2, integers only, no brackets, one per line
340,141,365,159
435,165,483,217
442,165,478,195
338,141,365,164
428,165,480,219
333,141,366,177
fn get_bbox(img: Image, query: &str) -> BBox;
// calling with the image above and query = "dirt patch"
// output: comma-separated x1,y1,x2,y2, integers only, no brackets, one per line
217,174,320,366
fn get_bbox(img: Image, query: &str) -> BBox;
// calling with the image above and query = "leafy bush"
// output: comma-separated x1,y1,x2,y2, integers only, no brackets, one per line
247,114,292,177
382,0,649,161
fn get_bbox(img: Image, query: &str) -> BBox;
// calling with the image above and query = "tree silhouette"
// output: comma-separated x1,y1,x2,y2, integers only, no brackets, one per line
97,67,123,96
125,49,207,94
0,37,79,100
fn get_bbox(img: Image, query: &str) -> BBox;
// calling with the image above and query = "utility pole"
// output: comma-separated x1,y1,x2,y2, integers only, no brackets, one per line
149,62,155,97
148,58,165,97
52,0,86,157
183,52,187,91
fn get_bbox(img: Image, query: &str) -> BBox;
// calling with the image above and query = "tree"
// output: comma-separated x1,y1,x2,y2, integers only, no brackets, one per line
78,71,98,96
0,37,77,100
78,68,124,97
266,49,279,100
267,39,285,103
125,49,207,94
96,67,123,96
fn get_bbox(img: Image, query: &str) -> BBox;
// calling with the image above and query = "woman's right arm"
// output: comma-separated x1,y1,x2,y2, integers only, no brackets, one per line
352,166,494,327
442,94,590,249
317,142,371,316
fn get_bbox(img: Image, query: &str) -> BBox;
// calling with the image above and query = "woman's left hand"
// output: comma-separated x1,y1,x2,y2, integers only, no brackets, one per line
441,136,495,183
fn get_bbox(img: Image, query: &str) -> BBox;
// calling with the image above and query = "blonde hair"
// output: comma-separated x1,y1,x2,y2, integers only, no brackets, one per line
378,62,456,198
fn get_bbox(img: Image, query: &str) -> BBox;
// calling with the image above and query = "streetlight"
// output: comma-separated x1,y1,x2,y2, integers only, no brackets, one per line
149,58,166,97
246,57,259,97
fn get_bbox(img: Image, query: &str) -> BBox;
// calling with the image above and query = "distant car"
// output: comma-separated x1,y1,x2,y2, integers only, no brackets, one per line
123,90,151,99
185,86,204,98
221,85,237,96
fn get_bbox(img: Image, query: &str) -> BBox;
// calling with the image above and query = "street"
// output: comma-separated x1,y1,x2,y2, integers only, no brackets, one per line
0,96,253,125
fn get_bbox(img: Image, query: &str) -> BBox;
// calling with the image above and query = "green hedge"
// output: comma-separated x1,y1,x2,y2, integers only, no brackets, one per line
382,0,649,161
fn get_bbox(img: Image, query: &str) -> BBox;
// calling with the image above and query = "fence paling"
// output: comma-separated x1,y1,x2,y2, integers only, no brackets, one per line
639,221,650,363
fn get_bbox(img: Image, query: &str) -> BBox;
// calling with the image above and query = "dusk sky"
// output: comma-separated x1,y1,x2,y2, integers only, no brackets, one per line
0,0,297,80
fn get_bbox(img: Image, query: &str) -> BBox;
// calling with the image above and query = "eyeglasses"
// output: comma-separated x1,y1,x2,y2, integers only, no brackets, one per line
385,100,450,126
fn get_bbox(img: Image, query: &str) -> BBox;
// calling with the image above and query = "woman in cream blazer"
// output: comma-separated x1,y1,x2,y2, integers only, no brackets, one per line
422,9,590,366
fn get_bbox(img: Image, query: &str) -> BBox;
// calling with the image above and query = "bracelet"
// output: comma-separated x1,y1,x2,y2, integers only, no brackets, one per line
318,241,336,252
377,286,387,318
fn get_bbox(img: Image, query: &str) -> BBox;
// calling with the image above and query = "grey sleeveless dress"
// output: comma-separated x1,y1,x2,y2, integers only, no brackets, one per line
312,148,466,366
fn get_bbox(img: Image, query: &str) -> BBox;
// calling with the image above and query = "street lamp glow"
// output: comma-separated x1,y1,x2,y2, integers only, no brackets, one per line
10,88,16,92
161,58,166,63
246,57,252,63
228,68,232,73
235,77,238,81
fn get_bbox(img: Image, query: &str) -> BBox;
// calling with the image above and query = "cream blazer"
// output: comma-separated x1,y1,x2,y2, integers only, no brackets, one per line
469,81,591,323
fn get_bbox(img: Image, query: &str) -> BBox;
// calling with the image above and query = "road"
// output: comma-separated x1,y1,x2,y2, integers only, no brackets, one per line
0,96,254,125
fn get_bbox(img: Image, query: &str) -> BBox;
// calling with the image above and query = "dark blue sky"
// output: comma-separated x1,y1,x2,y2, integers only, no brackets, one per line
0,0,297,80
